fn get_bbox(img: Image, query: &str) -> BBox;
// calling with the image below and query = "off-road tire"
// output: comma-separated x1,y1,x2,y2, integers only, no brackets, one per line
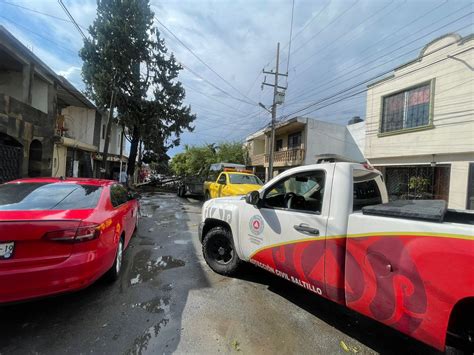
202,226,242,276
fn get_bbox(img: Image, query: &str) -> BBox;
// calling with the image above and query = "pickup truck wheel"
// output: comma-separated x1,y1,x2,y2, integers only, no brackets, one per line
204,191,211,201
202,226,241,276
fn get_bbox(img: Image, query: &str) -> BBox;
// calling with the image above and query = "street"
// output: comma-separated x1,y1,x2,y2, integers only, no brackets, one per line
0,192,439,355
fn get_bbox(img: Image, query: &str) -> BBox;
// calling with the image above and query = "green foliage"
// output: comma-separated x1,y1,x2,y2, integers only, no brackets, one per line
170,142,247,176
408,176,430,192
80,0,195,175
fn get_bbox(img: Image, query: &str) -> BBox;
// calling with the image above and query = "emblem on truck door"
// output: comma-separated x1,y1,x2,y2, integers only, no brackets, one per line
249,215,264,235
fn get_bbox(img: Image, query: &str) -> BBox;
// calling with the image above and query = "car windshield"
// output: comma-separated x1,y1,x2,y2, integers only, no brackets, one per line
228,174,263,185
0,183,103,210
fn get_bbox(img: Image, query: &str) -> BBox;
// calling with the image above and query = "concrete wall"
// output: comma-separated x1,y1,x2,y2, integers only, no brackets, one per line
0,71,22,102
62,106,96,146
52,144,67,177
346,121,366,157
31,76,48,113
304,119,365,165
98,115,124,156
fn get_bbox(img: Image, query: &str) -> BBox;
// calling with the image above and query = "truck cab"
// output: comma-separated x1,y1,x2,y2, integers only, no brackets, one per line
199,162,474,352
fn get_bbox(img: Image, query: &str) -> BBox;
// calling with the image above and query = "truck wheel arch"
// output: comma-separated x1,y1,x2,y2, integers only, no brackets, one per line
201,218,231,242
446,297,474,352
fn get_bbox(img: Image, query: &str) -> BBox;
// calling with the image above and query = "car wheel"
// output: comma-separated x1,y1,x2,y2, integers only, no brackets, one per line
202,226,242,276
106,236,124,281
205,191,211,201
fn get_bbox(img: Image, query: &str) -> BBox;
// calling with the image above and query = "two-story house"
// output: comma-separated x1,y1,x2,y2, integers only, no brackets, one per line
365,33,473,209
0,26,128,182
246,116,365,181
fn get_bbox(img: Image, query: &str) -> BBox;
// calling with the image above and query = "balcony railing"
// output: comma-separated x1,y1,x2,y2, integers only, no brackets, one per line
265,148,305,164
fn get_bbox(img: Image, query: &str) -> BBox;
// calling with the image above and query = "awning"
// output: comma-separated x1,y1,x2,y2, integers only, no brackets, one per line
57,137,98,152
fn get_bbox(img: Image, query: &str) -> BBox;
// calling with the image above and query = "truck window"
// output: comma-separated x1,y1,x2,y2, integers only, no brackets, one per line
228,174,263,185
263,171,325,214
217,174,227,185
353,171,383,211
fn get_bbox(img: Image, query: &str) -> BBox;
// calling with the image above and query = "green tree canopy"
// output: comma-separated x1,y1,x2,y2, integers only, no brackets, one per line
80,0,195,177
170,142,247,176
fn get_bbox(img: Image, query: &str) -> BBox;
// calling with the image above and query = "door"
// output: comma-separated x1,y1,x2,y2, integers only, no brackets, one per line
239,167,332,298
214,173,227,198
110,184,133,238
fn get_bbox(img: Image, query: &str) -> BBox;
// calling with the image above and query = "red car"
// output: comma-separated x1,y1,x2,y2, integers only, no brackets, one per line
0,178,139,303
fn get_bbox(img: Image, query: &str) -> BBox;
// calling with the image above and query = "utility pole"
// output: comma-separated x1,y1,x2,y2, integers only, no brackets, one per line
261,42,287,181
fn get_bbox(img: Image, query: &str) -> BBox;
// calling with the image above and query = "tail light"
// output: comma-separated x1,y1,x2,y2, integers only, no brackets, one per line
43,223,101,242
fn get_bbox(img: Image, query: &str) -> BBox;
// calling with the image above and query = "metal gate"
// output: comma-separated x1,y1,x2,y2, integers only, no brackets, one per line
0,143,22,183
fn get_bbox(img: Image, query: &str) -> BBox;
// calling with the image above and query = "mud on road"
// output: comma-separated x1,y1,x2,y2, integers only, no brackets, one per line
0,192,438,354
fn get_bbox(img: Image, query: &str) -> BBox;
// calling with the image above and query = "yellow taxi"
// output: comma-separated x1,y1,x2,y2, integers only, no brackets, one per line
203,169,263,200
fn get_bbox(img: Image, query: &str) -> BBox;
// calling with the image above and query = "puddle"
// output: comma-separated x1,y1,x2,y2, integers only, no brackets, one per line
129,250,185,286
127,318,169,355
173,240,190,245
174,211,185,220
132,296,170,314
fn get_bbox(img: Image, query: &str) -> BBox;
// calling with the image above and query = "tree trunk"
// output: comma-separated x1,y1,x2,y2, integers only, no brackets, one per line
127,126,140,179
101,90,116,178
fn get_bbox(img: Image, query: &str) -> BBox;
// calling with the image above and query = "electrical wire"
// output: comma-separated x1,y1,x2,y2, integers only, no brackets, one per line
57,0,86,39
153,15,258,106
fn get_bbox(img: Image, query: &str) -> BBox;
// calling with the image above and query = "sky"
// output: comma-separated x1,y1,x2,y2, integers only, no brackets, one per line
1,0,472,156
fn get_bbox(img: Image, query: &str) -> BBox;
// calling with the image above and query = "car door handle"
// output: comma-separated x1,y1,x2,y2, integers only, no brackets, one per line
293,224,320,236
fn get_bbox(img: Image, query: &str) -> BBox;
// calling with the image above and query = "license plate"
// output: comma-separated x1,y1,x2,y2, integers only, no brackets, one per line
0,242,14,259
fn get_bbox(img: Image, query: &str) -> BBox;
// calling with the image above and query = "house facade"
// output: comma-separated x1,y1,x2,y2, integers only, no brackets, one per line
0,26,57,182
365,33,474,209
0,26,128,182
246,117,365,181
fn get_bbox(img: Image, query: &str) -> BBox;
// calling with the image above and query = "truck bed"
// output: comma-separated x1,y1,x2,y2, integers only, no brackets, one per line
362,200,474,225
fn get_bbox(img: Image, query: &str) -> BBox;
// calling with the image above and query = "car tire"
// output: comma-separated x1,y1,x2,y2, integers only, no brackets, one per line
202,226,242,276
204,191,211,201
106,236,124,282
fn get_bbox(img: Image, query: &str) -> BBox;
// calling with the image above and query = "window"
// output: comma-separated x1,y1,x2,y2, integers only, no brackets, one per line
110,184,128,207
0,183,102,210
217,174,227,185
381,83,431,133
276,139,283,151
228,174,263,185
467,163,474,210
353,177,383,212
288,132,302,149
263,171,325,213
102,124,106,139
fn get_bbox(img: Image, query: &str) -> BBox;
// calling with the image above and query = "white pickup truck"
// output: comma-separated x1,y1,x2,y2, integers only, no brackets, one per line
198,162,474,352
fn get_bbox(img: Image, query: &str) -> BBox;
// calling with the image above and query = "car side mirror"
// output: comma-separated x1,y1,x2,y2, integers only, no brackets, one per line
245,190,260,206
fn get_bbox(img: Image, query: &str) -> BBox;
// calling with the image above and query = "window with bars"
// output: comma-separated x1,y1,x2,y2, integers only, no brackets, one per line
381,83,431,133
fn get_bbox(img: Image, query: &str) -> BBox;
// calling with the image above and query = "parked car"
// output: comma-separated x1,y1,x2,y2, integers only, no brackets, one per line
198,162,474,353
0,178,139,303
203,168,263,201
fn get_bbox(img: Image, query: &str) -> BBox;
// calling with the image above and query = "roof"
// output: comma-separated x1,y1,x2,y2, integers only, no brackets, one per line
6,177,116,187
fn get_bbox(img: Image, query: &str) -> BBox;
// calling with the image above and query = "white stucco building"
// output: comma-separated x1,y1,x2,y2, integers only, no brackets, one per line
365,33,474,209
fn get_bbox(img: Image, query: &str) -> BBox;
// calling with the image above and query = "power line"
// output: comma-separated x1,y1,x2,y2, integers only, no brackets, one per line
278,45,473,121
57,0,86,39
284,14,472,107
286,1,466,101
290,0,360,58
0,0,86,29
153,15,257,106
285,0,295,76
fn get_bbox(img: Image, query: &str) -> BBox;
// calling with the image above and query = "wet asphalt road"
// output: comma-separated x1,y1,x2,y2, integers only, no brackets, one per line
0,192,440,354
